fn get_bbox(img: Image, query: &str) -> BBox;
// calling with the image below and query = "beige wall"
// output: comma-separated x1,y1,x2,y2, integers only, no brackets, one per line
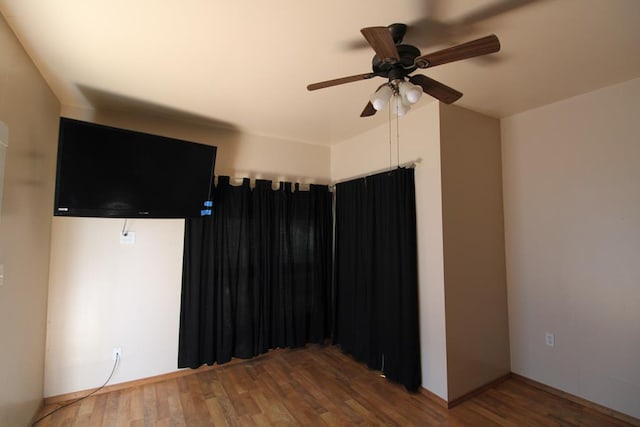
331,101,450,400
502,77,640,418
0,14,60,427
46,217,186,397
331,102,511,401
44,107,331,396
439,105,510,400
5,8,635,415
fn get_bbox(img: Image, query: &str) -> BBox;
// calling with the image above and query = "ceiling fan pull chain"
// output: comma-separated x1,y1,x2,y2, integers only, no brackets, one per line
396,111,400,168
389,101,393,169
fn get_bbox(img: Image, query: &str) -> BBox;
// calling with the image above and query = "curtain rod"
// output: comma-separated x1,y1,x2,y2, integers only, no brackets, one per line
330,159,421,187
214,158,421,191
214,175,328,191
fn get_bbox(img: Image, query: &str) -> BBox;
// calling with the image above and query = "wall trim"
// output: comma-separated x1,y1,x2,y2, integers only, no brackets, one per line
446,373,512,408
42,362,640,426
511,373,640,426
438,372,638,425
419,386,448,408
43,353,267,405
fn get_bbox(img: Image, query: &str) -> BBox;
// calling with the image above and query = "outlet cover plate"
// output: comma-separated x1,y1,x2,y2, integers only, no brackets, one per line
120,232,135,245
112,347,122,360
545,332,555,347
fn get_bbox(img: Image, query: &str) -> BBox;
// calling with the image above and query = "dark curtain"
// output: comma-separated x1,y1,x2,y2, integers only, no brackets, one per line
178,177,332,368
334,167,421,391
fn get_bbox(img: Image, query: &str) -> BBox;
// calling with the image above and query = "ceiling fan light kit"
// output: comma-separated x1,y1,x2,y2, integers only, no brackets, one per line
370,80,423,116
393,95,411,117
370,85,393,111
399,81,422,104
307,24,501,117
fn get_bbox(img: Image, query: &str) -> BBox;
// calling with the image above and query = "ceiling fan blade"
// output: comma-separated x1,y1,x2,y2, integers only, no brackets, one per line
307,73,374,91
409,74,462,104
360,27,400,61
415,34,500,68
360,102,377,117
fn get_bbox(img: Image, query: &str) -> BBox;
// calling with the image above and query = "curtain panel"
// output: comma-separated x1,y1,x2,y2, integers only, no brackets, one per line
334,167,421,391
178,177,333,368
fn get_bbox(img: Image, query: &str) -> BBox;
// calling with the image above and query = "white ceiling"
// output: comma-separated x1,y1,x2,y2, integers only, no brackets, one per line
1,0,639,145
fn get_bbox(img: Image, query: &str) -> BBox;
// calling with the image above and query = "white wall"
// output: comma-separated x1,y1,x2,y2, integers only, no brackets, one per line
0,13,60,426
44,108,331,397
331,101,450,400
502,77,640,418
46,217,186,397
50,101,453,402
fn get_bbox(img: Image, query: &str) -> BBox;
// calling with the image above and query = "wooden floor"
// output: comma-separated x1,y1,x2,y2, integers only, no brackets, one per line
34,345,636,426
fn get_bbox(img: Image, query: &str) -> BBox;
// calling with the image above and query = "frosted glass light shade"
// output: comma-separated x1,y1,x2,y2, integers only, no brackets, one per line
399,81,422,104
370,85,393,111
393,95,411,116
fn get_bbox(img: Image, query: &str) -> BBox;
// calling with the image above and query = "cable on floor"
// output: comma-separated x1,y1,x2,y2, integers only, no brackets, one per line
32,353,120,426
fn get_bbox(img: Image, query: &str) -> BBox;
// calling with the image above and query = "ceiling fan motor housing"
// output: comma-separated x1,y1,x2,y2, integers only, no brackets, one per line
372,44,421,78
387,23,408,44
307,23,500,116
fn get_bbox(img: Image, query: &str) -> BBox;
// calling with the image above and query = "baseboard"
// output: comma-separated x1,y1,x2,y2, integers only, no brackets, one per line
511,373,640,426
43,353,270,406
42,359,640,426
446,373,512,409
31,399,46,425
426,372,638,425
419,387,448,408
419,374,512,409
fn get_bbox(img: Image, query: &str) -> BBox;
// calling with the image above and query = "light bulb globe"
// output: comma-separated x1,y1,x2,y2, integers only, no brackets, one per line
393,95,411,116
400,81,422,104
370,85,393,111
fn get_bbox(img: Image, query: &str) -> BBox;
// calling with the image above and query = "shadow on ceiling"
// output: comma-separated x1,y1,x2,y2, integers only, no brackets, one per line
341,0,546,56
75,84,239,132
73,85,244,175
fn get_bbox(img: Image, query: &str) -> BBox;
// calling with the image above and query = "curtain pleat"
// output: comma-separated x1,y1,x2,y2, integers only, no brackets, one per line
178,212,216,368
334,168,421,391
179,170,419,391
334,178,375,364
178,177,332,368
252,180,272,354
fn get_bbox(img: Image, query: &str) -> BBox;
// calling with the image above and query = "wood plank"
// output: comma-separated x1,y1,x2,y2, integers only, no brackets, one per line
512,373,640,426
31,345,639,426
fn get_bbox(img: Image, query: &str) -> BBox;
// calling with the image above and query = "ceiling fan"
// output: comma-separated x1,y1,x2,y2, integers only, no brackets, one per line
307,24,500,117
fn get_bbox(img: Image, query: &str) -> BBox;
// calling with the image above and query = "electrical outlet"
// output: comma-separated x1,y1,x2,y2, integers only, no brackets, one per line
112,347,122,361
545,333,555,347
120,231,136,245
